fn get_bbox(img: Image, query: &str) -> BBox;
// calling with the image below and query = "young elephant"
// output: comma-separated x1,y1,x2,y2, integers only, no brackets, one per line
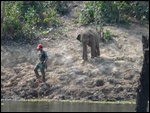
76,29,100,60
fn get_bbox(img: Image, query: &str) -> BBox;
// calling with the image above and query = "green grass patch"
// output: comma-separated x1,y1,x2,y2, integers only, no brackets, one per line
19,99,136,104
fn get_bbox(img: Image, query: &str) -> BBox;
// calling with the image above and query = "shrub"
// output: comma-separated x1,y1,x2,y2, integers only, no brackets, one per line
102,29,112,43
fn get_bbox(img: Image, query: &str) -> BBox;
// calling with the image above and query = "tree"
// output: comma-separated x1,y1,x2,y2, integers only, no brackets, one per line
135,35,149,112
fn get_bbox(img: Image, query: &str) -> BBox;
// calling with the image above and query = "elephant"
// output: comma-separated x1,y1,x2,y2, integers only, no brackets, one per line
76,29,100,60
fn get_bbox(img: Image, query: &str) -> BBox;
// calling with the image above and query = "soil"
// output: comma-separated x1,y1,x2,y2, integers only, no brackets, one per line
1,1,149,101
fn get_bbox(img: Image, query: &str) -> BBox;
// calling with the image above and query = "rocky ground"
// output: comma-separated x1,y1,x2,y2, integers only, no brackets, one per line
1,1,149,102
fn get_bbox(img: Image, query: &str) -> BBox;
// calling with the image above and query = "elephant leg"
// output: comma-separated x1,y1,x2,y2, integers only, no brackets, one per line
95,49,98,57
96,45,100,57
83,44,88,60
91,42,96,58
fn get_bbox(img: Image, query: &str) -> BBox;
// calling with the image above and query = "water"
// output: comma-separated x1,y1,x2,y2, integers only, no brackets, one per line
1,100,148,112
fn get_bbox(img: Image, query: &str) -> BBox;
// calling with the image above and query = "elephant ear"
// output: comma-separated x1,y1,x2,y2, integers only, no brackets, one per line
76,34,81,42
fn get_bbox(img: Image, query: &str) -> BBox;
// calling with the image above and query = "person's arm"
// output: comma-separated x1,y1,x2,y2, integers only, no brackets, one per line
44,56,48,64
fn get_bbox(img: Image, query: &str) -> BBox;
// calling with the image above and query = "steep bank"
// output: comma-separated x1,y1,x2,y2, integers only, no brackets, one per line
1,2,149,101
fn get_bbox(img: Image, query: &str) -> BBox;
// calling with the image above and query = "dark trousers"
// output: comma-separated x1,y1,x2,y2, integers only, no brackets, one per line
34,62,45,82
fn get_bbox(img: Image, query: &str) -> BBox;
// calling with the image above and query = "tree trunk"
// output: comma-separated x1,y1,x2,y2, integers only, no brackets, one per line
135,35,149,112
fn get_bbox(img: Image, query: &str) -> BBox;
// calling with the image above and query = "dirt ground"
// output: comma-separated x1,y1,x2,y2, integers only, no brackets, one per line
1,1,149,101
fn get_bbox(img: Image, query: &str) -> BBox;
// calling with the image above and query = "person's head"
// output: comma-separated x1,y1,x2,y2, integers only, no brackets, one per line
37,44,43,50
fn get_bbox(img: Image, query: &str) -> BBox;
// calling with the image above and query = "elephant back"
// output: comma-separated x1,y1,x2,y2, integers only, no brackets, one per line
88,29,100,43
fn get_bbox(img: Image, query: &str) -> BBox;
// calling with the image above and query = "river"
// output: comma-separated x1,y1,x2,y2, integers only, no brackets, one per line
2,100,146,112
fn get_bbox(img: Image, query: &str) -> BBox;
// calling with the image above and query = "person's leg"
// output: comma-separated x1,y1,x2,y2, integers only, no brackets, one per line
34,63,40,79
40,64,46,83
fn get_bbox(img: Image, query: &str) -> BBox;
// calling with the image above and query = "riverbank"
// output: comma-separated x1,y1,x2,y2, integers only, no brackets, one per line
1,98,136,104
1,2,149,102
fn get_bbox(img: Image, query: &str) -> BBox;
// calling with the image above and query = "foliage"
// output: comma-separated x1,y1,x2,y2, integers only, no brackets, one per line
49,1,69,16
128,1,149,21
79,1,149,25
1,1,149,42
2,2,23,40
79,2,95,25
1,1,62,41
102,29,112,43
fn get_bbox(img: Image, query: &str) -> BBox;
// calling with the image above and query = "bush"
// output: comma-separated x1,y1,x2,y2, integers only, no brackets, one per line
1,1,61,42
78,1,149,26
102,29,112,43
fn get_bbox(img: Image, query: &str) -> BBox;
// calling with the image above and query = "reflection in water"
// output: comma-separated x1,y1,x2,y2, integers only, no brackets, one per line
1,101,149,112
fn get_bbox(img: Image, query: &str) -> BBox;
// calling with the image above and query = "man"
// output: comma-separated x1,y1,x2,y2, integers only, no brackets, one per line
34,44,48,85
